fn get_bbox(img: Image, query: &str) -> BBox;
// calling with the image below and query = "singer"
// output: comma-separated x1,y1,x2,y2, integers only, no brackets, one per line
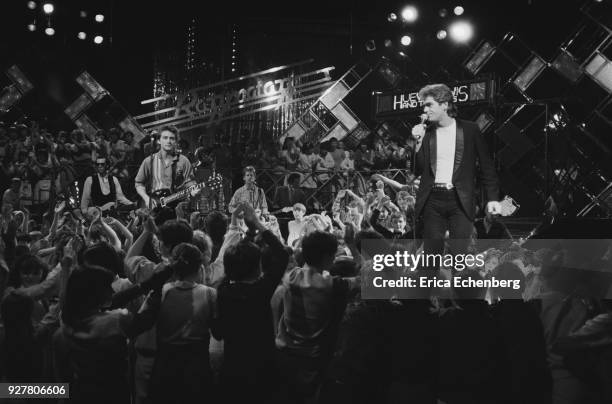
412,83,501,257
228,165,269,215
134,125,196,208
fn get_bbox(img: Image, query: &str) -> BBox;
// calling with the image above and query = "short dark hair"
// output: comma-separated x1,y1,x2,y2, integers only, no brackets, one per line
287,173,301,184
300,231,338,268
79,242,124,276
224,240,261,281
171,243,203,279
243,165,256,176
158,220,193,252
418,83,457,117
204,211,228,244
159,125,180,140
8,254,49,288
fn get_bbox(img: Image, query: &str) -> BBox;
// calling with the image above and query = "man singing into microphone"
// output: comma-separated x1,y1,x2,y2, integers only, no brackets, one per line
413,83,500,255
375,84,501,254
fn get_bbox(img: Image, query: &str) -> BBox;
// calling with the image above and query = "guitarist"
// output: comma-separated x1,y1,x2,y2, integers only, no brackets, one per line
81,157,133,214
135,125,196,209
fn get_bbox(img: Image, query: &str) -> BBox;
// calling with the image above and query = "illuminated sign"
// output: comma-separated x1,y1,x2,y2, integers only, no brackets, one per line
372,78,495,119
136,60,335,133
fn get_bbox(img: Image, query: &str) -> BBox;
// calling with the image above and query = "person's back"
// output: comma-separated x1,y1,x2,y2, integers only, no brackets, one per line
491,299,552,404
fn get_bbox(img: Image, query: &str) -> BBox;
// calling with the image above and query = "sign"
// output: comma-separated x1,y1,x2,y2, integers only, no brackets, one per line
372,78,495,119
136,60,335,133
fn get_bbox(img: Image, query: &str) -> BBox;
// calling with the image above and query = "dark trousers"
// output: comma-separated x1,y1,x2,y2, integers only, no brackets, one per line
421,188,473,262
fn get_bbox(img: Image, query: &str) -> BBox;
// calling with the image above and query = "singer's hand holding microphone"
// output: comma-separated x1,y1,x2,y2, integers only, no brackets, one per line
411,113,428,141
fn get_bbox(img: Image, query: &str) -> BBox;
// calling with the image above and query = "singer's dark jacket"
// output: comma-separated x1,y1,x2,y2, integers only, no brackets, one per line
414,119,499,221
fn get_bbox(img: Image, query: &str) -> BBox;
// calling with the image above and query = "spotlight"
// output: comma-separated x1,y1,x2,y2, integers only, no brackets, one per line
439,8,448,18
437,30,447,40
398,51,408,58
401,6,418,23
365,39,376,51
400,35,412,46
27,23,36,31
45,26,55,36
95,14,104,22
27,1,37,10
387,12,397,22
384,39,393,47
453,6,465,16
449,21,473,43
42,2,54,14
80,10,87,18
94,35,103,44
77,31,86,40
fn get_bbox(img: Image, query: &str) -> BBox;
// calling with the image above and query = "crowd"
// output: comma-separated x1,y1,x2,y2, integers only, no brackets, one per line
0,118,611,404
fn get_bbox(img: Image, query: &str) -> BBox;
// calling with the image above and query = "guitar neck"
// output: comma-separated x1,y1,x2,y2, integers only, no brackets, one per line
163,182,206,204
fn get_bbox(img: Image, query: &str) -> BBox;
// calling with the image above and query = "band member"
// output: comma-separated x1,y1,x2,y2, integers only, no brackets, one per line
412,83,501,255
228,165,268,214
134,125,196,208
81,157,133,213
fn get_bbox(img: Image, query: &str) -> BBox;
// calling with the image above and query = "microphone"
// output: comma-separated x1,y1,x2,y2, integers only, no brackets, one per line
419,113,428,126
413,113,428,141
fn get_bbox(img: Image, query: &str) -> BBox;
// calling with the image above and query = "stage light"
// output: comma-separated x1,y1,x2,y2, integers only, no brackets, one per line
77,31,86,40
439,8,448,18
398,51,407,57
400,35,412,46
27,1,37,10
384,39,393,47
463,41,495,75
42,3,53,14
401,6,418,23
437,30,447,40
27,23,36,31
449,21,473,43
45,26,55,36
94,35,103,44
365,40,376,51
454,6,465,16
513,55,547,92
387,12,397,22
95,14,104,22
80,10,87,18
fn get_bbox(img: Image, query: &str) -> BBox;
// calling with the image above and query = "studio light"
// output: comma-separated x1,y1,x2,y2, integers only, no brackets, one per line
387,12,397,22
437,30,447,40
27,23,36,31
401,6,418,23
384,39,393,47
94,35,103,44
463,41,496,75
45,26,55,36
42,2,54,14
400,35,412,46
454,6,465,16
77,32,87,40
449,21,473,43
27,1,37,10
80,10,87,18
439,8,448,18
365,40,376,51
95,14,104,22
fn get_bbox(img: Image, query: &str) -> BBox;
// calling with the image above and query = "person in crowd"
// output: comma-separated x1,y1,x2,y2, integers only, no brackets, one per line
273,230,356,401
287,203,307,249
214,202,288,403
148,242,217,404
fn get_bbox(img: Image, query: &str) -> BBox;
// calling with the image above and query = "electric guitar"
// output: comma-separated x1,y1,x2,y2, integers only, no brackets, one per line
147,181,207,208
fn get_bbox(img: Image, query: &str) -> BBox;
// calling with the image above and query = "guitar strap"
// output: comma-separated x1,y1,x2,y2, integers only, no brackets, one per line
171,158,178,192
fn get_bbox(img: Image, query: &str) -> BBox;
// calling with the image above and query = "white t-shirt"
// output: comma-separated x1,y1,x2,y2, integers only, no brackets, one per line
434,119,457,184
